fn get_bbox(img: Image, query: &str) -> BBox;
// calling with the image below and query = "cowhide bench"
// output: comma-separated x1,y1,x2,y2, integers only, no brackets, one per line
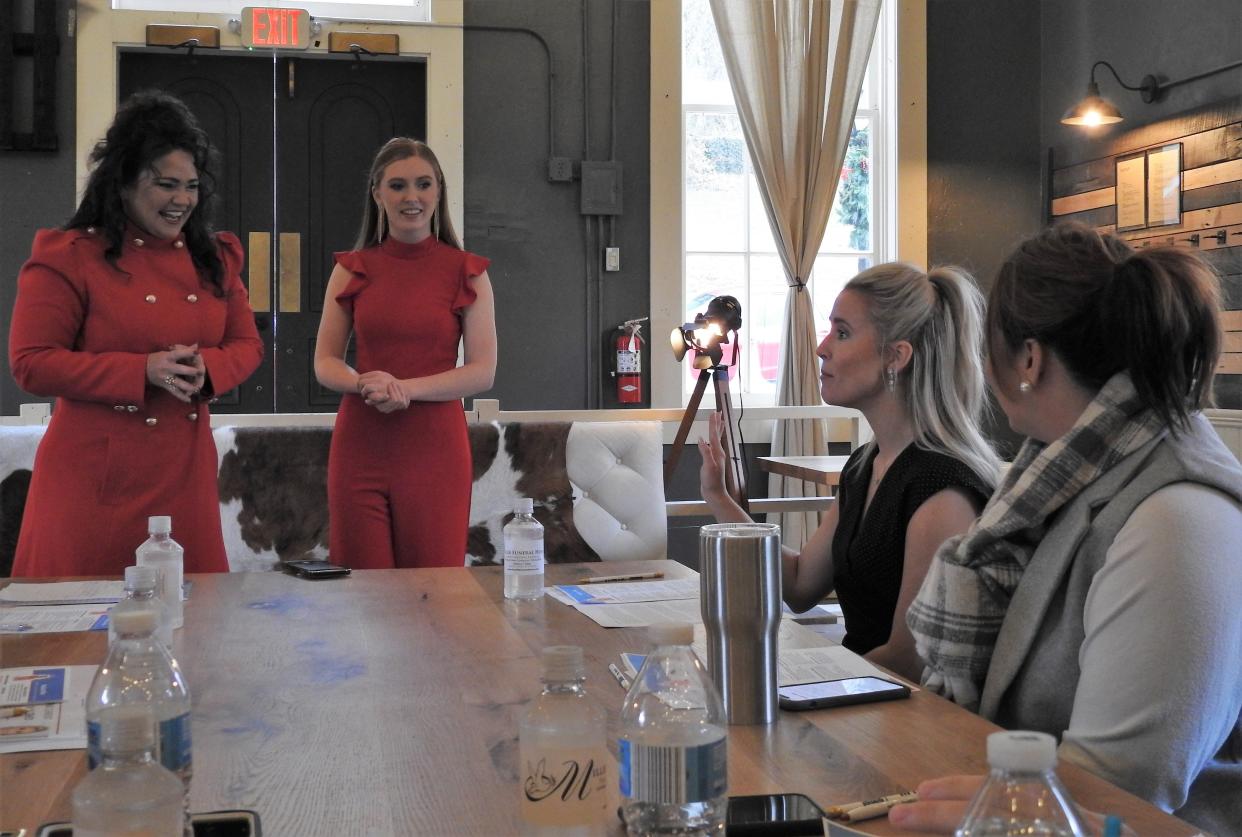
0,420,666,575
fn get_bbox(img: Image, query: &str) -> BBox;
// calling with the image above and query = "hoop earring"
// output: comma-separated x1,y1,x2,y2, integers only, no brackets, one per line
885,367,897,392
376,207,387,244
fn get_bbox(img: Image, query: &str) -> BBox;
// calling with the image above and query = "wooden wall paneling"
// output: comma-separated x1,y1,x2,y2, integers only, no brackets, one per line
1050,187,1115,216
1051,157,1116,198
1050,96,1242,170
1220,274,1242,309
1183,181,1242,213
1181,123,1242,169
1053,205,1117,228
1183,157,1242,190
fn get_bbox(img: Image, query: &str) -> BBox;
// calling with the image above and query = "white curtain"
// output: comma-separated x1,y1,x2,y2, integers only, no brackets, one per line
709,0,880,546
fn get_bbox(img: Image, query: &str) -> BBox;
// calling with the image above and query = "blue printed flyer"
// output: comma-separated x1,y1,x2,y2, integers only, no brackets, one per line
0,666,96,754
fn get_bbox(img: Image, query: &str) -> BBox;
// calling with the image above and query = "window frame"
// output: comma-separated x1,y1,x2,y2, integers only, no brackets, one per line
651,0,899,408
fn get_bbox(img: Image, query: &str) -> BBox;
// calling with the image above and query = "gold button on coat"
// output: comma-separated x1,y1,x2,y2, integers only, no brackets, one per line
187,412,199,421
133,238,144,247
126,405,138,413
145,417,158,427
145,294,157,303
173,240,185,248
186,294,198,303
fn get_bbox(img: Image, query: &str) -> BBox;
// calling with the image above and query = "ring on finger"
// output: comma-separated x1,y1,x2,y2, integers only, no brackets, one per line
162,375,177,388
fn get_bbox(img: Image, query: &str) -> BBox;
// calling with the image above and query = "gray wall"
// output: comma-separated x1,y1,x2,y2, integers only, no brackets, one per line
0,0,76,415
463,0,651,411
925,0,1043,456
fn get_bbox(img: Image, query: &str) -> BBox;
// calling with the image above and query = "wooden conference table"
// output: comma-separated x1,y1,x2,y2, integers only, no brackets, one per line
1,561,1196,836
758,454,852,491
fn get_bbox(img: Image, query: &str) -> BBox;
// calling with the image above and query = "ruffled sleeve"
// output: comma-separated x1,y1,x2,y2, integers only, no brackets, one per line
332,250,370,314
454,251,490,313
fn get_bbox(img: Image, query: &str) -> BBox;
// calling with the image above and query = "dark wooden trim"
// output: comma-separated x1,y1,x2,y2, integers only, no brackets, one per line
1184,181,1242,213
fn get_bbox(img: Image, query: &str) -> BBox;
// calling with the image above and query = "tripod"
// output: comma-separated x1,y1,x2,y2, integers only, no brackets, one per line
664,365,748,513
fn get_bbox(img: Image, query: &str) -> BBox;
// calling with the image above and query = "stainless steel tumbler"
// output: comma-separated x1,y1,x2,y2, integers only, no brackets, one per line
699,522,782,725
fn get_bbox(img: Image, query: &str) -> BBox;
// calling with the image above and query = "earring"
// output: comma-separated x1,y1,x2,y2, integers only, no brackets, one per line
885,367,897,392
376,207,387,243
1019,380,1032,393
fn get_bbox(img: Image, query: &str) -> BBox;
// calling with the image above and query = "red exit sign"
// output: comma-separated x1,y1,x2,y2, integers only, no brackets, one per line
241,7,312,50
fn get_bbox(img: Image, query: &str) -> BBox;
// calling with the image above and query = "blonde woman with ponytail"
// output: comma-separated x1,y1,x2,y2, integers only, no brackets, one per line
700,263,999,682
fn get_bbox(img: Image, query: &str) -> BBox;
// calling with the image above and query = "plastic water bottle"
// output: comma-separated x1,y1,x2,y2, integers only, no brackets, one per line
519,646,612,835
86,606,193,794
504,498,545,600
956,731,1088,836
619,622,728,836
136,516,184,630
109,565,172,650
72,705,185,837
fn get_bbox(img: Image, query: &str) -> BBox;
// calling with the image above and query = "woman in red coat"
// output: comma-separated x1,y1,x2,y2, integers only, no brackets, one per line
8,91,263,576
314,138,496,568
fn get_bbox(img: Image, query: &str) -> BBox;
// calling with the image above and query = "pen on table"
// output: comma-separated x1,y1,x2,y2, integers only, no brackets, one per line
0,623,34,633
827,790,918,821
607,662,632,691
574,571,664,585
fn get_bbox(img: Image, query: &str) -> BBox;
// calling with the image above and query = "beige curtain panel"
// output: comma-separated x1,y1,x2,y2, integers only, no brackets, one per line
709,0,880,547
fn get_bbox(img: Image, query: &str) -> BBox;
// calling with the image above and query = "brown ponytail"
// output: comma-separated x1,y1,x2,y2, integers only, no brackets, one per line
988,222,1221,430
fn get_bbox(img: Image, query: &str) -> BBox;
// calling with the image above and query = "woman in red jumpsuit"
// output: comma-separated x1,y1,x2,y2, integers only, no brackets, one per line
8,92,263,577
314,138,497,568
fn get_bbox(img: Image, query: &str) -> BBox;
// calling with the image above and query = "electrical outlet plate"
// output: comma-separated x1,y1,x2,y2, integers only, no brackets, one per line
605,247,621,271
547,157,574,182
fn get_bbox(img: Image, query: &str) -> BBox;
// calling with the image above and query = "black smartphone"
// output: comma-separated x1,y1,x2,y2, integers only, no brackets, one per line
37,809,261,836
726,793,826,836
777,676,910,711
282,559,351,579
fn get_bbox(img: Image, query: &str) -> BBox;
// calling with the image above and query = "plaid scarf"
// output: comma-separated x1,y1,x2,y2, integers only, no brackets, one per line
905,372,1166,711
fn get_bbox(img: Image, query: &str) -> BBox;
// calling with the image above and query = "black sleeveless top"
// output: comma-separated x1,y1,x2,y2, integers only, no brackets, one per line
832,444,990,655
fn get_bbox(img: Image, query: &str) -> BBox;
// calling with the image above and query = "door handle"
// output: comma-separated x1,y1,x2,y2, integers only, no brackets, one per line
279,232,302,312
247,232,271,313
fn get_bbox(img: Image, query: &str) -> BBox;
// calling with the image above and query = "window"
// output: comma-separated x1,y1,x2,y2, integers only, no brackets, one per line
679,0,894,400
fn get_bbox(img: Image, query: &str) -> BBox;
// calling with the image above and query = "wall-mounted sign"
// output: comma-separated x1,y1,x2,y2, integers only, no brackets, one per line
241,7,312,50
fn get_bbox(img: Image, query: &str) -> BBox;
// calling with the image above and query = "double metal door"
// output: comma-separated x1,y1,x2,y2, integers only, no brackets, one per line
119,51,426,412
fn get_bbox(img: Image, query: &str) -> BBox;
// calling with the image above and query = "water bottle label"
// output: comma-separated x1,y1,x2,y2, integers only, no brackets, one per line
618,737,727,804
504,543,545,574
520,745,611,826
87,713,192,778
157,713,193,779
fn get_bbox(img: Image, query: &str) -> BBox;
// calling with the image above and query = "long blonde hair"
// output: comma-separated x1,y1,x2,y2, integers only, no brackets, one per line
846,262,1000,488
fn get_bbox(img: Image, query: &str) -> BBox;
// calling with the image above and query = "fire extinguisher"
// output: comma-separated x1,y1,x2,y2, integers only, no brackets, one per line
613,317,647,404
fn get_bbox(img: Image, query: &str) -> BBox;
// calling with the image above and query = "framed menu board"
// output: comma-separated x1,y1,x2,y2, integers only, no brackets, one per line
1146,143,1182,228
1115,151,1146,232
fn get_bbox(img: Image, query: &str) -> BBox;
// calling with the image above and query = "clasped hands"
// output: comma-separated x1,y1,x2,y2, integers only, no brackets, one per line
146,344,205,404
356,371,410,413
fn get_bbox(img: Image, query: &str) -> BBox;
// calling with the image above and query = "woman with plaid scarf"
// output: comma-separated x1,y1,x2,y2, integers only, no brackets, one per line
891,223,1242,835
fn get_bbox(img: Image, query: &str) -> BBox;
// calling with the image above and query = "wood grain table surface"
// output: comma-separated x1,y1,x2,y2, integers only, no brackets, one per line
1,561,1197,836
757,455,852,489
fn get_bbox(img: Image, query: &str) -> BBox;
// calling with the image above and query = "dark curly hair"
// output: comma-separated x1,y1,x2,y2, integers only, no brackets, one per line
66,90,225,293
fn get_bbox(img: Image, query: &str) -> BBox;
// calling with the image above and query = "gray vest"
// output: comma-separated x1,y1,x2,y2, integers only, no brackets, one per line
978,414,1242,835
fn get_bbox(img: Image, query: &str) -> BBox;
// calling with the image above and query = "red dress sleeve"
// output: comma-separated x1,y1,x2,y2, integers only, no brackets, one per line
9,228,148,404
333,250,370,314
197,231,264,396
453,252,490,313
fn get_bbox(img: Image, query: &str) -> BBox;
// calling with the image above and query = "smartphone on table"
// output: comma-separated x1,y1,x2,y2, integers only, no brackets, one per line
728,792,878,836
282,560,351,579
777,676,909,711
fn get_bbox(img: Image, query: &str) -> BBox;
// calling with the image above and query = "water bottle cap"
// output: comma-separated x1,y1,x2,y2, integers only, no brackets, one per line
647,621,694,646
986,730,1058,771
148,515,172,534
109,606,158,635
123,564,160,591
98,705,156,751
541,645,585,681
514,498,534,514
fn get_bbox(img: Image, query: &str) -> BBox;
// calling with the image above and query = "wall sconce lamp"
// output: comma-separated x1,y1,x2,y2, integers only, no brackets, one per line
1063,58,1242,127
